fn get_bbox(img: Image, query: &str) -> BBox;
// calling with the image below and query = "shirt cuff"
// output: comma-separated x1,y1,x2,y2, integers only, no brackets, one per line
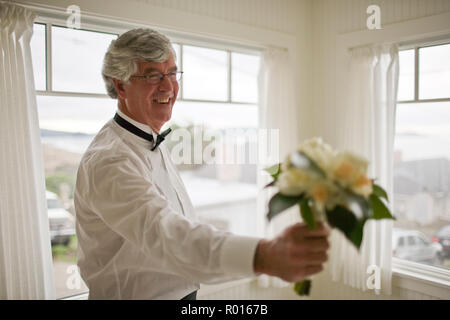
220,235,261,277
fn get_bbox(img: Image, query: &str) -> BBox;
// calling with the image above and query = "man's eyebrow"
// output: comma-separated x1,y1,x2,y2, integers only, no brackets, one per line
142,66,178,73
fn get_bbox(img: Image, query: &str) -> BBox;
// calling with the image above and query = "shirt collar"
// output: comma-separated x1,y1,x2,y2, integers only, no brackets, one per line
116,109,157,140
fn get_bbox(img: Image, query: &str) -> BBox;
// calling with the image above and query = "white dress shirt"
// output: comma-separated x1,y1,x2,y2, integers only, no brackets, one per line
74,110,261,299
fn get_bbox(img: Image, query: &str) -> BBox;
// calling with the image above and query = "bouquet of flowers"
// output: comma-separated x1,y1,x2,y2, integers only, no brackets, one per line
264,137,395,295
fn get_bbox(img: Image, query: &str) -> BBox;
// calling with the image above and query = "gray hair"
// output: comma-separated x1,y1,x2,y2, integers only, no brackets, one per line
102,28,176,99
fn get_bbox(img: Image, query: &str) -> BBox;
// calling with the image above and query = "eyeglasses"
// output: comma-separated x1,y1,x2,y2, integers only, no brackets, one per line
130,71,183,85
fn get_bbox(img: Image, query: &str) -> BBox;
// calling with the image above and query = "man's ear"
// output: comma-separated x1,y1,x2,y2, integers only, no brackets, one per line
112,79,127,99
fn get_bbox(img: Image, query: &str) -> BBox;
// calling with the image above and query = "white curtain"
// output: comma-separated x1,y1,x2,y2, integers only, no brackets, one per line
0,3,55,299
328,44,399,295
256,47,301,288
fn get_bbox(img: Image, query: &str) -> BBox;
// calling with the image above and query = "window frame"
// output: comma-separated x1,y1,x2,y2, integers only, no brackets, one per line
34,16,123,99
33,18,261,105
393,37,450,291
397,39,450,104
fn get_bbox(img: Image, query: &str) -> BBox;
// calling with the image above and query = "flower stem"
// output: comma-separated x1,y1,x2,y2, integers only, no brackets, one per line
294,279,311,296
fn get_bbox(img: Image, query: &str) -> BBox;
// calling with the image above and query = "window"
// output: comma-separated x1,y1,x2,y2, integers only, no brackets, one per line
394,40,450,271
164,43,260,238
182,45,228,101
31,22,260,298
31,22,118,299
51,26,117,94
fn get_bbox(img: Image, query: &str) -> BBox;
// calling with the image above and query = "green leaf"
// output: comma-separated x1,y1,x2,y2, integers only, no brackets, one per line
264,163,281,179
326,205,368,250
343,190,371,219
325,205,356,233
369,194,395,220
299,199,316,230
267,193,304,221
325,205,361,249
294,279,311,296
348,218,367,250
372,183,388,201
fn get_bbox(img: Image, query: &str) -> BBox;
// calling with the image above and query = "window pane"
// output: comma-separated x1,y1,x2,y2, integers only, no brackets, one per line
52,26,117,94
182,45,228,101
398,49,414,101
38,95,116,136
394,102,450,160
165,100,259,237
231,52,260,103
37,95,117,298
419,43,450,99
31,23,46,91
170,100,257,128
393,102,450,269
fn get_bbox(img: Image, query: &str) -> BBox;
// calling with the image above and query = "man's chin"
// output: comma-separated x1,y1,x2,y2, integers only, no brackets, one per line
154,111,172,125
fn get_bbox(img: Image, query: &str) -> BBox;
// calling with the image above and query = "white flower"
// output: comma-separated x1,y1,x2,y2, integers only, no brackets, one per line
330,151,372,197
274,138,373,215
296,137,336,173
276,167,312,196
309,179,340,211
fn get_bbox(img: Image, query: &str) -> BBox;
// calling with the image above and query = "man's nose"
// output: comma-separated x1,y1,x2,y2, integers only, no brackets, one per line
158,75,173,92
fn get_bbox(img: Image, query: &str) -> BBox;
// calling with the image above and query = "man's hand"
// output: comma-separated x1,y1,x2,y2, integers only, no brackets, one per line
253,222,330,282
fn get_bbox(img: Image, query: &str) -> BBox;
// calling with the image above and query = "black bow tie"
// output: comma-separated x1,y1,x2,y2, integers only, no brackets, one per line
114,113,172,151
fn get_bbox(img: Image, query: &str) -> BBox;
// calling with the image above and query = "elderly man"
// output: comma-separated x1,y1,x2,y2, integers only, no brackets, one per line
74,28,329,300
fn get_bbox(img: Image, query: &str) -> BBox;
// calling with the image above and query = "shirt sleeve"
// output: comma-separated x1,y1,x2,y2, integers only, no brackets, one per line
78,153,261,284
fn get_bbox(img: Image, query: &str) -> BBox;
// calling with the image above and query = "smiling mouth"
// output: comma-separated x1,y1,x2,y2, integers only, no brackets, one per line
153,97,171,104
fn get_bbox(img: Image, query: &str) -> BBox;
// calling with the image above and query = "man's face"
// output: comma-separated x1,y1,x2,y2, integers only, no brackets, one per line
117,54,179,133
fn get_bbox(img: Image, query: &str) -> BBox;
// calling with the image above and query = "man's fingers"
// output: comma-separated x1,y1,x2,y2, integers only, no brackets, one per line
288,238,329,257
301,265,324,278
293,251,328,265
290,222,330,239
302,223,330,238
304,238,330,252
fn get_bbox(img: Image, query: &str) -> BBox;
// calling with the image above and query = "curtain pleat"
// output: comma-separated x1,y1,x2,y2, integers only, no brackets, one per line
0,2,55,299
256,47,300,289
328,44,399,295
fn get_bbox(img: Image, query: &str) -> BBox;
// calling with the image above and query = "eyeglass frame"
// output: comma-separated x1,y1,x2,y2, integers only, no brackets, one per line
129,71,183,85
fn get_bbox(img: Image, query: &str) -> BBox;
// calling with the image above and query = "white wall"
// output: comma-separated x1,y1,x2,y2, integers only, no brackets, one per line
131,0,301,35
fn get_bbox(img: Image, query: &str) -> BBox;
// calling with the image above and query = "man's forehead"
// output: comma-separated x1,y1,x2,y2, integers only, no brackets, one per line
138,56,177,73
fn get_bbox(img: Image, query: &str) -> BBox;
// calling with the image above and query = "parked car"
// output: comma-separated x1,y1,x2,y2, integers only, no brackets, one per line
433,225,450,259
46,191,75,246
392,228,443,265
